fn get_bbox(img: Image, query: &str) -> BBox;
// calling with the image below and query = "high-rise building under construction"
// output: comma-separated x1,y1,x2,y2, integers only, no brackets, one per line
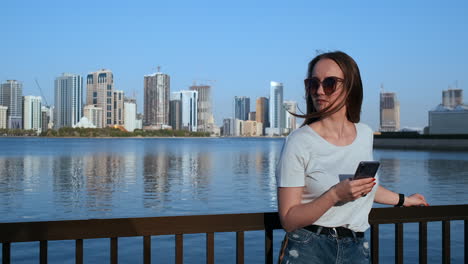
380,91,400,132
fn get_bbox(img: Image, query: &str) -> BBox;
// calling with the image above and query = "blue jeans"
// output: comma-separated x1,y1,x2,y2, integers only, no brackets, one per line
278,228,371,264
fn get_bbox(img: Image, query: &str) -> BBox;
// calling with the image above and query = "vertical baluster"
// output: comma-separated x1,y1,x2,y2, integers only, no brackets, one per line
236,231,244,264
40,240,48,264
143,236,151,264
419,222,427,264
76,239,83,264
395,223,403,264
110,237,118,264
175,234,183,264
206,233,214,264
442,221,450,264
265,229,273,264
2,243,11,264
371,224,379,264
465,220,467,264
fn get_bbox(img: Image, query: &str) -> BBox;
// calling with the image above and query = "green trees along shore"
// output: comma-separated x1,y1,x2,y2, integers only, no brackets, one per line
0,128,210,137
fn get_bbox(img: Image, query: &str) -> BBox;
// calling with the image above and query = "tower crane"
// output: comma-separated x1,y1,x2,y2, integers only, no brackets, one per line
35,78,50,107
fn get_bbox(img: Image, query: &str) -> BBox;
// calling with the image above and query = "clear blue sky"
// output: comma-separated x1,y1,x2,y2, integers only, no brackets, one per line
1,0,467,130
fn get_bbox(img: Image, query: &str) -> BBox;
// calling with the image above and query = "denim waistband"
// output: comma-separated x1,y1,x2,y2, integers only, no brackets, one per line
303,225,364,239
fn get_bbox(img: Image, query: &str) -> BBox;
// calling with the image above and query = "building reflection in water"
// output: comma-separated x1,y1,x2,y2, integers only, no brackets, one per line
425,155,468,203
0,157,26,215
254,139,281,197
233,152,250,176
142,142,212,210
52,156,85,210
83,154,125,212
377,158,401,184
143,152,170,209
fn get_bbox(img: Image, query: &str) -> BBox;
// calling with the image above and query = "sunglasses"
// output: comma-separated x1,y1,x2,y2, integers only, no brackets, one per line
304,76,344,96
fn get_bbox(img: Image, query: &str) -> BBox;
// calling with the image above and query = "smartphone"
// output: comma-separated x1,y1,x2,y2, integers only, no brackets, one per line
353,161,380,180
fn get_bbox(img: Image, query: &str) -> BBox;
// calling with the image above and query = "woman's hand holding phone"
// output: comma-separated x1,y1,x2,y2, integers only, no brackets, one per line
330,177,376,203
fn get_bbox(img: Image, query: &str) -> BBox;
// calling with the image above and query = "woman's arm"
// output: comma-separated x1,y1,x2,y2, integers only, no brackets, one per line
374,185,429,206
278,178,376,232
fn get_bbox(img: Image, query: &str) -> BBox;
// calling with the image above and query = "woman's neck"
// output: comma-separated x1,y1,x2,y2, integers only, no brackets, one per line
312,111,354,140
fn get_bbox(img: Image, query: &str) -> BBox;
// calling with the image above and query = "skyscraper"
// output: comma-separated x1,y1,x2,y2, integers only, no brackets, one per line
284,100,297,132
123,98,137,132
268,81,285,135
86,69,114,127
222,118,234,136
41,106,50,132
169,93,182,130
0,106,7,129
144,71,170,128
442,89,463,108
255,97,269,134
234,96,250,121
23,96,42,133
190,84,213,131
0,80,23,129
380,92,400,132
54,73,83,129
172,90,198,131
113,90,124,126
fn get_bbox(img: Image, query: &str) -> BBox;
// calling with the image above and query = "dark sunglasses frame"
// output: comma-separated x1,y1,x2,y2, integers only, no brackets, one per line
304,76,344,96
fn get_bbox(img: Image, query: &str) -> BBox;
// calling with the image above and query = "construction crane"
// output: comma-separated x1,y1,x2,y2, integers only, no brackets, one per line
35,78,50,107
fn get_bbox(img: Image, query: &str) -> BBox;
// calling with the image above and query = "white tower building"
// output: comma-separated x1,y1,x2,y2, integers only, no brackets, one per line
23,96,42,133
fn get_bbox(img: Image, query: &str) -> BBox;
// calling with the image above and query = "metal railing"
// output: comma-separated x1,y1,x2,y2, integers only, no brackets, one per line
0,204,467,264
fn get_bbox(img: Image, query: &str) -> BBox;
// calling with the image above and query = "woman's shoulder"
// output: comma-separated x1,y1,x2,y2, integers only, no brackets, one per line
355,123,374,142
284,125,314,145
355,122,374,135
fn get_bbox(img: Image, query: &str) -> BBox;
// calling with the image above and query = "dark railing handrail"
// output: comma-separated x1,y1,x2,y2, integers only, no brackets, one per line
1,204,467,264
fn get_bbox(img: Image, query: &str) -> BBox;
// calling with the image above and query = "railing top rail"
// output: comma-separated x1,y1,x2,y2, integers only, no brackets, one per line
1,204,467,243
369,204,468,224
0,212,282,243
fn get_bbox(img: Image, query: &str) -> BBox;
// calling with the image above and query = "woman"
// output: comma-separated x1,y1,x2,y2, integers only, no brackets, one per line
276,51,428,263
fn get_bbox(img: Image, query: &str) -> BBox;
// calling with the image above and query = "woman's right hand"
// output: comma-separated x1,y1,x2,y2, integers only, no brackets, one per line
330,178,376,203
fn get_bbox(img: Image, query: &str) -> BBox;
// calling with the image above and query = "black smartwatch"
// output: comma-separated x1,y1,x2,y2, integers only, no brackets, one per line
394,193,405,207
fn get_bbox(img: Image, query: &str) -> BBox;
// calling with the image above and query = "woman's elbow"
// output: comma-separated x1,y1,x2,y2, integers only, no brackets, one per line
279,215,297,233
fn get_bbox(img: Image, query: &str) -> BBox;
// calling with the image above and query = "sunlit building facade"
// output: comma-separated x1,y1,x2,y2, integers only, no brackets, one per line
23,96,42,133
0,80,23,129
55,73,83,129
379,92,400,132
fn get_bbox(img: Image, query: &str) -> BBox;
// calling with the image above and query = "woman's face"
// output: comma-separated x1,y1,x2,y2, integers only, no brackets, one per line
310,59,346,112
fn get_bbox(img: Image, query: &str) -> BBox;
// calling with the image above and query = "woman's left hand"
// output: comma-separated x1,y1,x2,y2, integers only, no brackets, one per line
403,193,429,207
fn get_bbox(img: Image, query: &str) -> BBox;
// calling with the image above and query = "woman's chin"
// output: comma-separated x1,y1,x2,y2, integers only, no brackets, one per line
314,103,328,111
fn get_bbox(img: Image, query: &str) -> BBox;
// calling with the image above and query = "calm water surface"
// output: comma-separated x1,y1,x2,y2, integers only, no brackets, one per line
0,138,467,263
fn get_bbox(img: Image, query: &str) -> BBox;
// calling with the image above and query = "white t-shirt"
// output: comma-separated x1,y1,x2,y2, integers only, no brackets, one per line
276,123,378,232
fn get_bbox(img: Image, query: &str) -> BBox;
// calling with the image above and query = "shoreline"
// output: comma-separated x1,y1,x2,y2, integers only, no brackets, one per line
2,136,468,150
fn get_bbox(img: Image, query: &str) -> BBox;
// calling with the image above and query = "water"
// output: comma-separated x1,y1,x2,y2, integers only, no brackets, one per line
0,138,467,263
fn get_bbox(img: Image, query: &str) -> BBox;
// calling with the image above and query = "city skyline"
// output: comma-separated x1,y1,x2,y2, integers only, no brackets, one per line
1,1,467,131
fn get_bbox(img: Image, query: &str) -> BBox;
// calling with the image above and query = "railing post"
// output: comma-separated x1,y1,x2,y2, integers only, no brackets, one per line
76,239,83,264
2,243,10,264
110,237,118,264
419,222,427,264
143,236,151,264
236,231,244,264
265,229,273,264
40,240,47,264
206,233,214,264
395,223,403,264
371,224,379,264
175,234,183,264
465,220,467,264
442,221,450,264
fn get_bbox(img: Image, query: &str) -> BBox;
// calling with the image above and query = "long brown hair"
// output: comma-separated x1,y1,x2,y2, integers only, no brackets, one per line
297,51,363,126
